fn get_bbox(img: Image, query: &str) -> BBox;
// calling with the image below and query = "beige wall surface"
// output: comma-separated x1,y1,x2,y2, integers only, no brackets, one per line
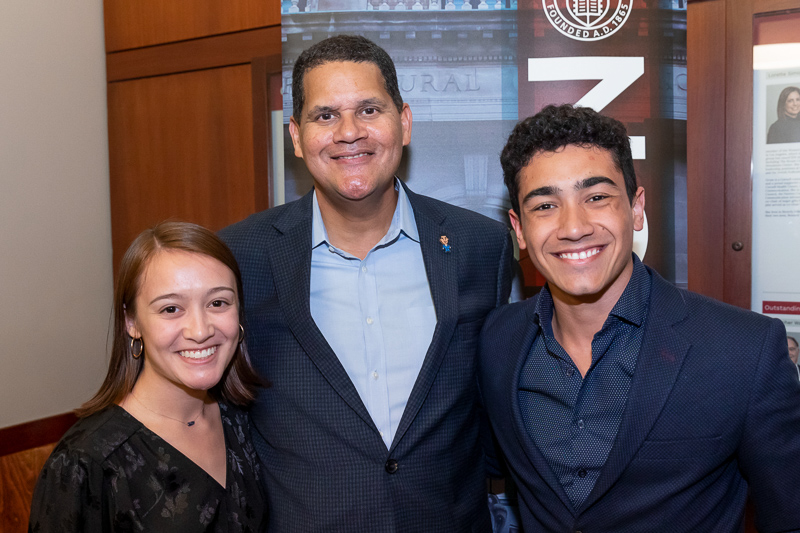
0,1,112,427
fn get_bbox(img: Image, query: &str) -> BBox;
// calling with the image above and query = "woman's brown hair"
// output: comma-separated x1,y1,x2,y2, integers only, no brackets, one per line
76,221,263,417
777,86,800,120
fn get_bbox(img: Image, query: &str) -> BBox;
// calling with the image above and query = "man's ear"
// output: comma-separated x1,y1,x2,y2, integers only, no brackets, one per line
400,103,412,147
508,208,527,250
289,116,304,159
631,186,645,231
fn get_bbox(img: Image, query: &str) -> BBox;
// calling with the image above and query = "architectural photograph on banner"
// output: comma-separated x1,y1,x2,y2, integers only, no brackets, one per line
517,0,687,289
279,0,519,227
751,19,800,342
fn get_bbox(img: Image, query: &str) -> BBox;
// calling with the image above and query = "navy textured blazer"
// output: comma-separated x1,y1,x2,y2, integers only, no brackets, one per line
220,184,513,533
478,266,800,533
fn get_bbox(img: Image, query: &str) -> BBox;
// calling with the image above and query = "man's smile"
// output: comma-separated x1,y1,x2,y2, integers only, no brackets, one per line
555,246,603,261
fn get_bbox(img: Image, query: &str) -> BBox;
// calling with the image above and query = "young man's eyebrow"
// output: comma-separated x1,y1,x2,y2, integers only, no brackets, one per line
576,176,618,190
521,185,560,205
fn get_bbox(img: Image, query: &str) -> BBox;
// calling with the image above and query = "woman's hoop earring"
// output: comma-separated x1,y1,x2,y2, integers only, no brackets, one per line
130,337,143,359
238,324,245,344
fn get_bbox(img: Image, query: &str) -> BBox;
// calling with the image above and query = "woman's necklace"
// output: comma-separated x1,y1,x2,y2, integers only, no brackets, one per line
129,392,205,427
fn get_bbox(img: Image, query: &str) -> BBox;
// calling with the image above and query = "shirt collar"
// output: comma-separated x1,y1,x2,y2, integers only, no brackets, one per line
533,254,651,333
311,178,419,250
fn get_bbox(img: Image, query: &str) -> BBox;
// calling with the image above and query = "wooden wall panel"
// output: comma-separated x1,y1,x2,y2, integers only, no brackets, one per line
723,0,755,309
0,412,79,533
107,65,257,267
106,26,281,83
103,0,280,52
0,444,57,533
687,0,726,301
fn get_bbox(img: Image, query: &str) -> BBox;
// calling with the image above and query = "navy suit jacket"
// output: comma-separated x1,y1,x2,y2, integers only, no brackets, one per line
220,184,513,533
479,266,800,533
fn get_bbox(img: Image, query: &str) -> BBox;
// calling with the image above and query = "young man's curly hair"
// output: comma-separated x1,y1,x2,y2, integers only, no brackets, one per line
501,104,637,215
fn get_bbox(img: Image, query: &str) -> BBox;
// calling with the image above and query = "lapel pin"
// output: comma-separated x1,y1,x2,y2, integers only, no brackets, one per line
440,235,451,253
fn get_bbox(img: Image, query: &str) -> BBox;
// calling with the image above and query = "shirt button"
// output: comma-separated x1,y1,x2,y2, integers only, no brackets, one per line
385,459,399,474
327,245,334,253
566,367,575,377
577,419,585,429
372,371,379,380
362,265,367,273
366,317,374,325
577,469,587,478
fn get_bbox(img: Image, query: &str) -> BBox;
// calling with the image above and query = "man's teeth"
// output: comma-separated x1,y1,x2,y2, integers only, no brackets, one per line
179,346,216,359
338,153,368,160
559,248,600,260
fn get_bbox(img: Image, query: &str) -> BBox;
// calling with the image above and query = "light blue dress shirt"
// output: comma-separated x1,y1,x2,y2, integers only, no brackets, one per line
309,182,437,450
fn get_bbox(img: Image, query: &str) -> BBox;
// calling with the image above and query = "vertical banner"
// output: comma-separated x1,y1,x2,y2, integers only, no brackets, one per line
752,47,800,341
280,0,519,228
518,0,687,286
280,0,686,288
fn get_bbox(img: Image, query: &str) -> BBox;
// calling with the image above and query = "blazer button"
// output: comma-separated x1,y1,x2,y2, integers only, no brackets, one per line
385,459,399,474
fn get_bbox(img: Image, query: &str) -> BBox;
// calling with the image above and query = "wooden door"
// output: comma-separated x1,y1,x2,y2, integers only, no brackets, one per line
687,0,800,308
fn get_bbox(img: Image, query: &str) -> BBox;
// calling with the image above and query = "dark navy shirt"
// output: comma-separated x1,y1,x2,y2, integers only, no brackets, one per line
518,256,651,509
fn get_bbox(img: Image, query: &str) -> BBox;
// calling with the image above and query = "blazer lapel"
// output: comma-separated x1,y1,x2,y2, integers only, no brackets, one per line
510,300,576,513
390,188,459,451
580,271,690,512
269,193,376,431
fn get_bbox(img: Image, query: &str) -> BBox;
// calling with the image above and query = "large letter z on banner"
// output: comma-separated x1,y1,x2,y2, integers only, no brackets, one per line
528,56,645,159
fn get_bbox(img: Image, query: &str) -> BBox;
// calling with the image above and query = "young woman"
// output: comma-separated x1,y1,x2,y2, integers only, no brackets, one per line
29,222,266,532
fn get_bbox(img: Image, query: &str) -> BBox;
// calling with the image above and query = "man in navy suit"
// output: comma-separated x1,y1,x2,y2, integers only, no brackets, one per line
478,104,800,532
220,35,513,532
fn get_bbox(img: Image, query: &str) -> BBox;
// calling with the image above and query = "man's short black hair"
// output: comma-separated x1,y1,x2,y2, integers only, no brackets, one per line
291,35,404,122
501,104,637,215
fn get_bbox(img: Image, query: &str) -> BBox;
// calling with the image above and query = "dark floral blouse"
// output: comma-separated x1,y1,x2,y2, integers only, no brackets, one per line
29,403,267,532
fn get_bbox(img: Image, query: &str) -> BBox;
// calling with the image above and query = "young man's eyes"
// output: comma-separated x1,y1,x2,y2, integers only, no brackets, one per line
587,194,610,202
528,193,612,212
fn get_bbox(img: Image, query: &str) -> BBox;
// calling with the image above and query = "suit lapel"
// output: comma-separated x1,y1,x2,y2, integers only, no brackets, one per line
580,271,690,512
510,300,576,512
390,188,458,451
269,192,376,430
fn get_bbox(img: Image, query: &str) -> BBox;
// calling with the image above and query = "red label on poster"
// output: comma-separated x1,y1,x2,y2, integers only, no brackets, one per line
763,301,800,315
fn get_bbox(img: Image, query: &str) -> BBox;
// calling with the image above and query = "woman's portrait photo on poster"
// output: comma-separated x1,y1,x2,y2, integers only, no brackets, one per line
767,85,800,144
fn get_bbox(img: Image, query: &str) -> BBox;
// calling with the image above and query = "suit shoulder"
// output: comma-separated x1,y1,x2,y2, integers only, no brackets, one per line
218,200,300,254
219,203,287,240
483,296,537,334
413,193,508,232
681,287,776,330
649,274,782,355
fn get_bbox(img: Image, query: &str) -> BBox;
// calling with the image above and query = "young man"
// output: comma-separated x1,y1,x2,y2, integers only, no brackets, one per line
220,35,513,532
479,104,800,532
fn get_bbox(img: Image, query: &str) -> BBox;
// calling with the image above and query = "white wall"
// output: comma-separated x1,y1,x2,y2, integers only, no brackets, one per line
0,1,112,427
